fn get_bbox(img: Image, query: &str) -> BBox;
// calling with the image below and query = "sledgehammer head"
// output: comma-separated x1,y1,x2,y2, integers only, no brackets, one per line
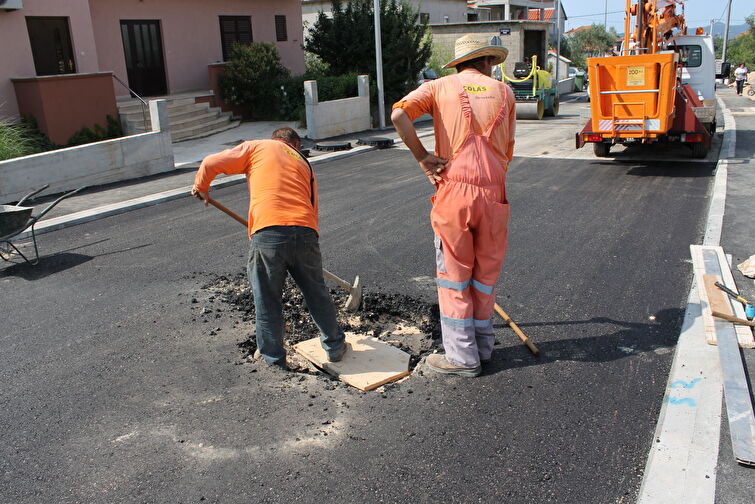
344,275,362,312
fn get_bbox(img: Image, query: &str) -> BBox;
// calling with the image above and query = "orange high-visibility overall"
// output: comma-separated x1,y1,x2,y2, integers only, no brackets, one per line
431,75,511,368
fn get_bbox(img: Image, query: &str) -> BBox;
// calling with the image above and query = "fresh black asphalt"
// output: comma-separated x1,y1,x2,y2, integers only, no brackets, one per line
1,148,715,503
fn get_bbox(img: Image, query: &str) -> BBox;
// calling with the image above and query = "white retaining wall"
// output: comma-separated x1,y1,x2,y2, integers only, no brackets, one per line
0,100,173,204
556,77,576,95
305,75,371,140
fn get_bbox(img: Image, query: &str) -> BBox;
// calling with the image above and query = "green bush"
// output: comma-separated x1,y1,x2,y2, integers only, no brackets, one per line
0,120,37,161
67,115,123,147
220,42,290,120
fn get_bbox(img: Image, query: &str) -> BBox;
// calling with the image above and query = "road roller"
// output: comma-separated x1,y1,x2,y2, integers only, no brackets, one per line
504,60,560,120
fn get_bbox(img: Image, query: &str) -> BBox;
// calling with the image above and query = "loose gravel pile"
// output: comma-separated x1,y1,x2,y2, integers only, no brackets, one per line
198,273,441,368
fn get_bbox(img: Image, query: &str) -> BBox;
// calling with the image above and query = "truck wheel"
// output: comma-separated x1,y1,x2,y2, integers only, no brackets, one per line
593,143,610,157
545,97,560,116
691,143,708,159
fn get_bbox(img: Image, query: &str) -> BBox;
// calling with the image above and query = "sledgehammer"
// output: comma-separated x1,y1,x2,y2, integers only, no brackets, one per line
199,194,363,312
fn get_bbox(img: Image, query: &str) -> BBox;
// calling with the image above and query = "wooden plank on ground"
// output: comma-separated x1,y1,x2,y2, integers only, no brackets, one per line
293,332,411,391
691,245,754,348
690,245,755,466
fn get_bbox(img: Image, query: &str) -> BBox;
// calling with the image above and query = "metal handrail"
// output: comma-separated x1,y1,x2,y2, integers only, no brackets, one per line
111,74,150,132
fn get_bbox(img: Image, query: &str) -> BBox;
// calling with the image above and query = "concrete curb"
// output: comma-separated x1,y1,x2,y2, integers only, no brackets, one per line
14,130,434,241
636,96,734,503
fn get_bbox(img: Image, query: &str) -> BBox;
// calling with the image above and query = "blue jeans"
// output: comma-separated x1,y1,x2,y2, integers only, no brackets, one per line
247,226,345,366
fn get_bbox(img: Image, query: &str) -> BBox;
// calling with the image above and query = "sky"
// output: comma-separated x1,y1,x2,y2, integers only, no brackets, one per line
561,0,753,33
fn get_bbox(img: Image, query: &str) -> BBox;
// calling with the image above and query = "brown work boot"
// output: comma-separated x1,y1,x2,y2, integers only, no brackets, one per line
426,354,481,377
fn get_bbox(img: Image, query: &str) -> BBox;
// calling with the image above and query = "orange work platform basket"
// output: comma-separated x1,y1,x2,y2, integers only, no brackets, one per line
587,52,679,137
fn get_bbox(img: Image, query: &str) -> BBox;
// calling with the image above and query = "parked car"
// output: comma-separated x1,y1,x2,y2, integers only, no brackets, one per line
418,68,439,86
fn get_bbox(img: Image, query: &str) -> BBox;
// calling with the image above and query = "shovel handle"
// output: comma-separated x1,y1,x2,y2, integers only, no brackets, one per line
322,268,352,290
712,311,755,327
494,303,540,356
204,196,248,227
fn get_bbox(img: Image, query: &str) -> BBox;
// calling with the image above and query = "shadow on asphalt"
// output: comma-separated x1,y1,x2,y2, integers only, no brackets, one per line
1,243,152,280
587,160,716,177
0,252,94,280
483,307,683,374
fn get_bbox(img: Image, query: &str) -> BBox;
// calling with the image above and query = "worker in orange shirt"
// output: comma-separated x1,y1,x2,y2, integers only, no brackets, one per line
391,35,515,377
191,127,346,369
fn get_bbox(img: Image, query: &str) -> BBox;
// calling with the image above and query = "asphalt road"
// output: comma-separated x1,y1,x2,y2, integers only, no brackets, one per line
1,147,715,503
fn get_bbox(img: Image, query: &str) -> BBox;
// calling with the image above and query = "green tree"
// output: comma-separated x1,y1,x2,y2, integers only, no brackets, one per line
726,12,755,71
219,42,290,119
566,24,618,68
305,0,432,108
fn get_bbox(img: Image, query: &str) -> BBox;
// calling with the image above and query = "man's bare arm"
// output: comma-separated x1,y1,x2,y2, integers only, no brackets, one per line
390,108,447,186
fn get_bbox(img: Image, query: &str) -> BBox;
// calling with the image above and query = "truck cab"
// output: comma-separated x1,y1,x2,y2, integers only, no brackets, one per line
673,34,715,100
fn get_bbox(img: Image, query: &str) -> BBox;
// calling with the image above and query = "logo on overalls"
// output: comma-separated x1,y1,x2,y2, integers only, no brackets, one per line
463,84,489,95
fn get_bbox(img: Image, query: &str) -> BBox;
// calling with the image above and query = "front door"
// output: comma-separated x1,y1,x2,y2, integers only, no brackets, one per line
120,20,167,97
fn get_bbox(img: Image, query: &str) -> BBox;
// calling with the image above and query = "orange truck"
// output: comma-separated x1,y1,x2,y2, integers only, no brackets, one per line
576,0,716,158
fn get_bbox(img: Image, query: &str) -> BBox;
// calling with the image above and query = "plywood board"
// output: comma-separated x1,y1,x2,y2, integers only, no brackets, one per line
690,245,754,348
293,332,411,391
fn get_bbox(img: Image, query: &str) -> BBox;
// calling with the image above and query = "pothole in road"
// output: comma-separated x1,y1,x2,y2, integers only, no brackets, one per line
194,273,441,375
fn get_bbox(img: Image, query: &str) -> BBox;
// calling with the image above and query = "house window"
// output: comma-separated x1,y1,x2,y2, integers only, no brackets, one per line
467,13,479,22
419,13,429,24
219,15,252,61
25,17,76,76
275,15,288,41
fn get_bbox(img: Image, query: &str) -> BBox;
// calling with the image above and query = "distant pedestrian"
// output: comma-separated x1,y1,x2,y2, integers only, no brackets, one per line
734,63,749,95
191,128,347,369
391,34,515,377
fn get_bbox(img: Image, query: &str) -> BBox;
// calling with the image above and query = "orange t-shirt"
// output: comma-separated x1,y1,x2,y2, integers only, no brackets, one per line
392,69,516,167
193,139,318,236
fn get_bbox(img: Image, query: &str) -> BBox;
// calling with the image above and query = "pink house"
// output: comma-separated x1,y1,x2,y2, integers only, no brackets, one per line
0,0,304,143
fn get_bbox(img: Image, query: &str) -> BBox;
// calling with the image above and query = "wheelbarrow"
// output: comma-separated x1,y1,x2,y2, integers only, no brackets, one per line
0,184,86,265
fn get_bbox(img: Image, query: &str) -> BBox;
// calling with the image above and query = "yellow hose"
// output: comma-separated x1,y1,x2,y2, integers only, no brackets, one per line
500,55,539,95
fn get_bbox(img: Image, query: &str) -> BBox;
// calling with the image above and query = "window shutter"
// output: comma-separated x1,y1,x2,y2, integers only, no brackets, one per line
275,15,287,42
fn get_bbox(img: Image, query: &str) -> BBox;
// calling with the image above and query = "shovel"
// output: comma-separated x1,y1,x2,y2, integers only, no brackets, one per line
199,194,362,312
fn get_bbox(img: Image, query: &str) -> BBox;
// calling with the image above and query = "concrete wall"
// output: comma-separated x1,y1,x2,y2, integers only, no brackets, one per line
89,0,305,98
556,77,575,95
0,0,100,117
12,72,118,144
0,100,173,204
431,21,548,76
305,75,370,140
302,0,467,35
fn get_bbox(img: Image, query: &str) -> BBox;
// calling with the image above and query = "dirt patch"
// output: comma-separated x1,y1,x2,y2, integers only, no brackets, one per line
195,273,441,370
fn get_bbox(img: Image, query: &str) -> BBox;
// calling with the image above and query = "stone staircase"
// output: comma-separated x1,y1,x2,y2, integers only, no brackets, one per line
117,94,240,143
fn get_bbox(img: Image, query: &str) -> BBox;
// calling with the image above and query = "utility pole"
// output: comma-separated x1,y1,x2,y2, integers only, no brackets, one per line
721,0,732,62
604,0,608,28
710,19,714,37
555,0,561,83
373,0,386,129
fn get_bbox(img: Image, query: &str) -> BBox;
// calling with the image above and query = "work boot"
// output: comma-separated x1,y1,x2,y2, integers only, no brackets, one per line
426,354,481,377
253,349,288,370
327,342,348,363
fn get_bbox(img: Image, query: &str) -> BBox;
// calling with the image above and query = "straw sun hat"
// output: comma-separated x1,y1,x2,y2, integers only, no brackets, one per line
443,34,509,69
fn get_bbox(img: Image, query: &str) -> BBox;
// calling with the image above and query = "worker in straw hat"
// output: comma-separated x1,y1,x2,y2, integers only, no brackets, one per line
391,34,515,377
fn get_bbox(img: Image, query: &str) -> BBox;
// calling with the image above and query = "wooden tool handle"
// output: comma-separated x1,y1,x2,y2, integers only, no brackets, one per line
712,311,755,327
322,268,351,290
494,303,540,356
205,196,248,227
